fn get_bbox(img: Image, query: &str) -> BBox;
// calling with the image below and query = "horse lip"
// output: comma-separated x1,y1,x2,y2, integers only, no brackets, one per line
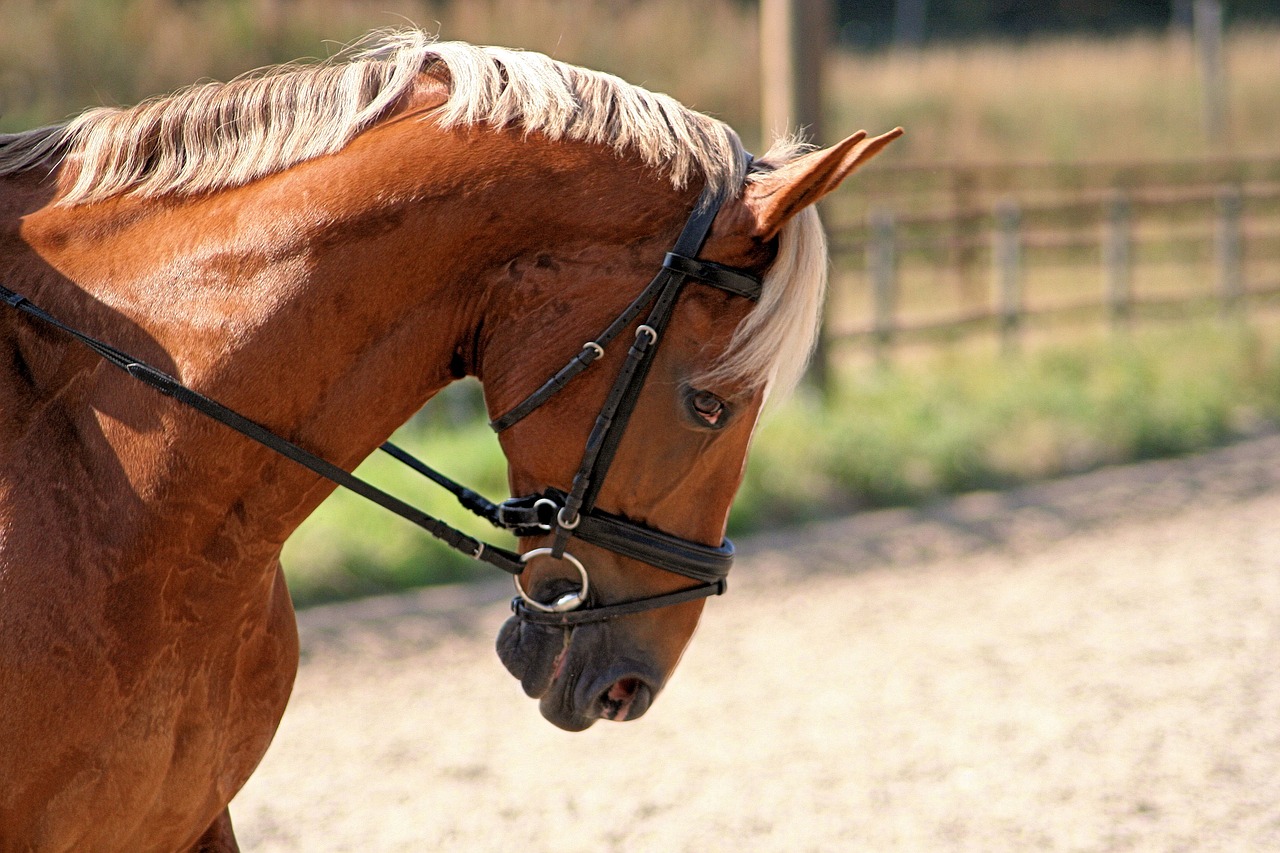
539,680,597,732
496,616,567,699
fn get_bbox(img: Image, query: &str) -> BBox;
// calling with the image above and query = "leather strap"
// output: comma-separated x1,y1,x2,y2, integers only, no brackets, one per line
573,510,733,583
492,489,733,583
0,285,526,576
662,253,762,300
487,268,672,433
511,578,726,626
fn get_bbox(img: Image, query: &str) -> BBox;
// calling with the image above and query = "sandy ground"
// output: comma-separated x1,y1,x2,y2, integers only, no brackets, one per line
232,435,1280,852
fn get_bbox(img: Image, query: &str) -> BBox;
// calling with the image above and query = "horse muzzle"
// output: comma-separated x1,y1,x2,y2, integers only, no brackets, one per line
495,616,661,731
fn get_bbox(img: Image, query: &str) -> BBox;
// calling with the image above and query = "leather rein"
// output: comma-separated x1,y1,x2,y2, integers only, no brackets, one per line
1,170,762,627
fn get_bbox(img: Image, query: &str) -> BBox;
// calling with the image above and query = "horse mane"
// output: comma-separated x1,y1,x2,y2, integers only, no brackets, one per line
0,30,825,395
0,31,751,205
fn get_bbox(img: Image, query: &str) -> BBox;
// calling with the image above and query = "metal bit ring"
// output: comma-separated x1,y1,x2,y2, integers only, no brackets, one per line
515,548,590,613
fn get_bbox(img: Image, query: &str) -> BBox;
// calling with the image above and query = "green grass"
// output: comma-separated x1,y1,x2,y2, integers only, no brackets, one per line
281,383,513,605
282,321,1280,605
733,321,1279,528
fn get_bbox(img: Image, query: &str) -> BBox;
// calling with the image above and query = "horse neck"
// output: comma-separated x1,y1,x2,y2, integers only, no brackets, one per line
6,120,688,558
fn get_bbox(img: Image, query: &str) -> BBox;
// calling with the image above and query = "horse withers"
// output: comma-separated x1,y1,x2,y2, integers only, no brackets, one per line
0,32,899,852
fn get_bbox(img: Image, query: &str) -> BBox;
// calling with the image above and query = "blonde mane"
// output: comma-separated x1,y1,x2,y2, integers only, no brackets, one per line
0,30,826,395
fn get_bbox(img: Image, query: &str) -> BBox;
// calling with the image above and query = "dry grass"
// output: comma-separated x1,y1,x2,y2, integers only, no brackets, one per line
0,0,758,142
829,27,1280,163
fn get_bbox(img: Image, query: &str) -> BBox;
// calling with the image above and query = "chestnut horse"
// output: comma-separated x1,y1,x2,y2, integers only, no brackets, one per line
0,32,898,852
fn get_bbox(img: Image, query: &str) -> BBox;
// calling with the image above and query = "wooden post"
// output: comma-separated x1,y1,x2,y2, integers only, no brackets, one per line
993,199,1022,355
1104,191,1132,331
762,0,831,390
950,166,983,310
1172,0,1195,30
1194,0,1228,145
868,208,897,363
1216,184,1244,316
892,0,928,47
760,0,829,145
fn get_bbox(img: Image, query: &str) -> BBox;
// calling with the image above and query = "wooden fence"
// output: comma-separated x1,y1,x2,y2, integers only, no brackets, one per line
818,154,1280,365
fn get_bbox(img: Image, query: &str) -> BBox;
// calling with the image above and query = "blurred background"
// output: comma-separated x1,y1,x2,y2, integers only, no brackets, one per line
4,0,1278,604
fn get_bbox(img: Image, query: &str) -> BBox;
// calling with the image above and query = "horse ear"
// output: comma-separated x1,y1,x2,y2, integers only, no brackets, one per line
747,127,904,241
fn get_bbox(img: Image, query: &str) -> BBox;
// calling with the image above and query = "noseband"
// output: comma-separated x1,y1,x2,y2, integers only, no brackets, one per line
0,165,761,627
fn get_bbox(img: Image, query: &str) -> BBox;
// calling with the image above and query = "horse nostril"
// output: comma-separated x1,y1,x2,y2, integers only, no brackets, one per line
597,676,653,722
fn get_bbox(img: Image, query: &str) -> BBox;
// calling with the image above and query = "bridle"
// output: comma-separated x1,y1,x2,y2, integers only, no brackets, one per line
487,166,762,626
0,162,762,627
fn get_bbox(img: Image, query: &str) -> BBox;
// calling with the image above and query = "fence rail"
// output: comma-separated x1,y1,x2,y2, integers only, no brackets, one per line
820,154,1280,366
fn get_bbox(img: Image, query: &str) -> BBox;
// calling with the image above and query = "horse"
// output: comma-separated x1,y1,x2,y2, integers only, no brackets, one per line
0,30,899,852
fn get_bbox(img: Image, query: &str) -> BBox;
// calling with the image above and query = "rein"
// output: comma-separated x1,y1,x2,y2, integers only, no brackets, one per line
1,170,761,625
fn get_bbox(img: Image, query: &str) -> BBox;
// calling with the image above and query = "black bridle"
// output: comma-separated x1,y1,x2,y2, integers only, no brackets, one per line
1,168,761,626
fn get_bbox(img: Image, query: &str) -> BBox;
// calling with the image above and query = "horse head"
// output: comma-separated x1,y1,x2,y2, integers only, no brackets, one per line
481,129,901,730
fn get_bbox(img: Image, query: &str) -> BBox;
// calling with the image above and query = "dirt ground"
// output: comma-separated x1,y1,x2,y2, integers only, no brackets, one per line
232,435,1280,852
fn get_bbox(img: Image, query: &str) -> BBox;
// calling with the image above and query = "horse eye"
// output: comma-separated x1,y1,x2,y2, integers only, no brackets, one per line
688,389,728,427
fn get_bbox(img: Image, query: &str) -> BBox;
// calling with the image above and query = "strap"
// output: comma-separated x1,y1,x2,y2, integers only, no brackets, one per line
511,578,726,626
571,271,684,520
492,489,734,583
662,254,762,301
488,267,670,433
378,441,502,523
546,184,735,558
573,511,733,584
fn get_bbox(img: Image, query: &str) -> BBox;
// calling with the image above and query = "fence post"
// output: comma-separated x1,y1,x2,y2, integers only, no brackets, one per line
950,166,983,310
993,199,1022,355
1104,191,1132,331
760,0,829,145
868,208,897,363
1216,184,1244,317
1194,0,1228,145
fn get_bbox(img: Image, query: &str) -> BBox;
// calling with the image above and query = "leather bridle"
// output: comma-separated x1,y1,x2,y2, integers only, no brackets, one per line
486,168,761,626
0,163,762,627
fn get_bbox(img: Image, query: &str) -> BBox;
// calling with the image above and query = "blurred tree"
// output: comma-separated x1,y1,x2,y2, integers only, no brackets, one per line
835,0,1278,47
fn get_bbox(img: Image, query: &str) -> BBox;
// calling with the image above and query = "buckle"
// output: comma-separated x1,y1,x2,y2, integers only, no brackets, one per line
496,494,561,533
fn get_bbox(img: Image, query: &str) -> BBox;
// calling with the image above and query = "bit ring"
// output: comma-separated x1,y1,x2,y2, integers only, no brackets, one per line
515,548,590,613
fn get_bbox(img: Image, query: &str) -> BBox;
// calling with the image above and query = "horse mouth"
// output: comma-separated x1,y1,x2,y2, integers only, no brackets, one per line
496,616,658,731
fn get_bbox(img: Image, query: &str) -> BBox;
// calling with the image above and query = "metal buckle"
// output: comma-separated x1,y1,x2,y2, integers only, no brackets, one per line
556,505,581,530
516,548,589,613
497,496,561,532
532,498,559,531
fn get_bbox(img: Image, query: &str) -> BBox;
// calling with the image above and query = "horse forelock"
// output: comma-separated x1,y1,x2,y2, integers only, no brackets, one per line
0,29,746,207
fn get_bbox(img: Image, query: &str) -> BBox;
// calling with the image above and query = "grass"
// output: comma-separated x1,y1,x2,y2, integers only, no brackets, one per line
0,0,759,143
733,321,1280,530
